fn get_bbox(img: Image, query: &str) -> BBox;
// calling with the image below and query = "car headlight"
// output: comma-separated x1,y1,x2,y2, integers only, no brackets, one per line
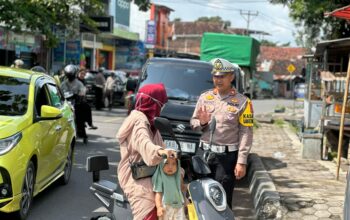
203,179,227,211
0,132,22,155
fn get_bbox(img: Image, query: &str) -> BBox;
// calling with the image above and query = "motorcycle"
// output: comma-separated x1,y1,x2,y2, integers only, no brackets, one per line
86,117,235,220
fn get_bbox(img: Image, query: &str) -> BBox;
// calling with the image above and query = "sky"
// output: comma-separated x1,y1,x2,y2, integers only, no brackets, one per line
152,0,297,47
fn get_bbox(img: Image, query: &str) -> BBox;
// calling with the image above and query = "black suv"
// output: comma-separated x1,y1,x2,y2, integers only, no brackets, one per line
130,57,245,154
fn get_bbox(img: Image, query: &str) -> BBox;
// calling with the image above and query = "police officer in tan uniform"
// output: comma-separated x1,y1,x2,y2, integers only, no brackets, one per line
190,58,253,208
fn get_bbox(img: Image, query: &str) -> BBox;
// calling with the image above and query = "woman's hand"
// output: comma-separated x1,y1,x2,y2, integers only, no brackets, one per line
157,149,177,159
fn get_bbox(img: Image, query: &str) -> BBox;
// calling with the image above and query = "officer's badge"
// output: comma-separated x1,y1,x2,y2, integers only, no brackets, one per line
213,59,223,72
239,99,254,127
231,98,238,103
227,106,237,113
206,94,214,100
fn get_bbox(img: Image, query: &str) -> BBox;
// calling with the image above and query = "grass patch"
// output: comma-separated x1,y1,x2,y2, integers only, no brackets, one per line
253,119,260,130
273,118,285,128
274,105,286,113
289,123,299,133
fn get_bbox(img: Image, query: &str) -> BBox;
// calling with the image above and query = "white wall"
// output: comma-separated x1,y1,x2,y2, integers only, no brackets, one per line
129,3,150,42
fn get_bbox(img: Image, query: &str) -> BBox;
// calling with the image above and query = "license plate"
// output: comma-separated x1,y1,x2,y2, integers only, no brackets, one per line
164,140,196,153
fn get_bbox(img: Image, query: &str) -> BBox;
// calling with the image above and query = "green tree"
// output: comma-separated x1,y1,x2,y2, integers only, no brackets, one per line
133,0,151,11
0,0,151,47
270,0,350,48
0,0,103,47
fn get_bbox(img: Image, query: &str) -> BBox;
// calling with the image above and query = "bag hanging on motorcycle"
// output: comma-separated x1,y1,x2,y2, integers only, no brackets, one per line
130,161,156,180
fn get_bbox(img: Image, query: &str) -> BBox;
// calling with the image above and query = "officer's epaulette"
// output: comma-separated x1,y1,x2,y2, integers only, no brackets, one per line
230,93,249,111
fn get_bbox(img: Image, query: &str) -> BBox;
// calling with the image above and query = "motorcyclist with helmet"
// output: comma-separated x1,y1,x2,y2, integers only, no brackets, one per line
60,64,89,144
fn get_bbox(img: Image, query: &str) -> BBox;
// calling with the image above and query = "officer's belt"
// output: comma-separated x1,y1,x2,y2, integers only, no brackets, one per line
200,142,238,153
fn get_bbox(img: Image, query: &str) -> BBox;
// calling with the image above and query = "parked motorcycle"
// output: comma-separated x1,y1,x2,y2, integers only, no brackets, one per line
86,117,234,220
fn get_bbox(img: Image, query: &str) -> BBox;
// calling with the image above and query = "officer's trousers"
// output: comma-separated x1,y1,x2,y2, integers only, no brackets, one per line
198,149,238,209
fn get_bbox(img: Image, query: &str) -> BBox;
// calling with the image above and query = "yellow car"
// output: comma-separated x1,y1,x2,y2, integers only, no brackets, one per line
0,67,76,219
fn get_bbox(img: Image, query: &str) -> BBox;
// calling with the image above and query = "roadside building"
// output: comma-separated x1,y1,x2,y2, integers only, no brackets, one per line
0,27,45,68
256,46,307,98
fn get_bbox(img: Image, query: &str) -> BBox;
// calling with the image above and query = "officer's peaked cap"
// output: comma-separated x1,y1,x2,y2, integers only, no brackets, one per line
210,58,235,76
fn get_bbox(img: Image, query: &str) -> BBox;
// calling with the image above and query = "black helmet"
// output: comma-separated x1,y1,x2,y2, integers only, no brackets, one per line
64,64,78,81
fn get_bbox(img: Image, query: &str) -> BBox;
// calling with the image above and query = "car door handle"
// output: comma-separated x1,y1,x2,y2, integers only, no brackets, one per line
55,125,62,131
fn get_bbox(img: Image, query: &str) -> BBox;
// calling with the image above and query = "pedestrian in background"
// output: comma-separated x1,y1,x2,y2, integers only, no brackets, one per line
95,67,106,110
190,58,253,209
104,72,117,110
77,68,87,85
11,59,24,68
77,68,98,130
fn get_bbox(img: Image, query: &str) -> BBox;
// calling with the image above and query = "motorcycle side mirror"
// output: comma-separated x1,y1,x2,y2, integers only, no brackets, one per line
154,117,182,156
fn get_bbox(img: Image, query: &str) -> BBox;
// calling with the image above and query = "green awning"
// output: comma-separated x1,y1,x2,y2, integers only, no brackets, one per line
113,28,139,41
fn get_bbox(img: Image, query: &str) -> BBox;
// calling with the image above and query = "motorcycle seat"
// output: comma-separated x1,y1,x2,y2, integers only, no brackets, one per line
93,180,117,195
93,180,128,203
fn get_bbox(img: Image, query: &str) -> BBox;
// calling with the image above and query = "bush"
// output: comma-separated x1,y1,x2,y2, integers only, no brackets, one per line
274,105,286,113
273,118,285,128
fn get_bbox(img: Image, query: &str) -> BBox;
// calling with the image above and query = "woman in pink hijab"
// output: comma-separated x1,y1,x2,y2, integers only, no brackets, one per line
117,83,176,220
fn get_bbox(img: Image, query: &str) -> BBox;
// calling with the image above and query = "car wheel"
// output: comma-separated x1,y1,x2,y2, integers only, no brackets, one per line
17,161,35,220
59,146,73,185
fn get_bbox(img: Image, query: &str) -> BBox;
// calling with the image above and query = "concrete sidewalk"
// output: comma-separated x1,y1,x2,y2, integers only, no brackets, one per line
248,121,347,220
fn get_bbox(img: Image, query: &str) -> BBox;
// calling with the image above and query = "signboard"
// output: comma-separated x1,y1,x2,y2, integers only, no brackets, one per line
145,20,156,46
53,42,65,62
65,40,81,65
115,0,130,27
90,16,114,32
287,64,296,74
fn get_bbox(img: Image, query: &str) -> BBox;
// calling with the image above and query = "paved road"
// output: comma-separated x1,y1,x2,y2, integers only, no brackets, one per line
0,108,127,220
252,98,302,115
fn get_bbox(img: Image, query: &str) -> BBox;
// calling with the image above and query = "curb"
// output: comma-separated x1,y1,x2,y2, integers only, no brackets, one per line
247,153,283,220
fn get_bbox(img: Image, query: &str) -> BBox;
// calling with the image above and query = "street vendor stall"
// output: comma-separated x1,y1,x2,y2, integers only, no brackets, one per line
303,38,350,163
325,6,350,181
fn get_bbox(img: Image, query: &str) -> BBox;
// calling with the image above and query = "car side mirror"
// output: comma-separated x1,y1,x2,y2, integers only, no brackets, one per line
39,105,62,120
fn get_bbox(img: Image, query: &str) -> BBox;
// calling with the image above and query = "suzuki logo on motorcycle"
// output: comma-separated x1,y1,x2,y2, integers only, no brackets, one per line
176,124,186,133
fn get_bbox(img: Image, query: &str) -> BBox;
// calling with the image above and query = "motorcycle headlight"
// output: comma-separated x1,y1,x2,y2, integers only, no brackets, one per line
0,132,22,155
203,179,227,211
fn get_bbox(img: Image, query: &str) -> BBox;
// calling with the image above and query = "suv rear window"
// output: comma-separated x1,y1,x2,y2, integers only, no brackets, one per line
0,76,30,116
140,61,212,101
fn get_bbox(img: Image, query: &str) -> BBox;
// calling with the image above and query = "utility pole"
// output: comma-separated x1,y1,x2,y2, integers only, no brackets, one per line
240,10,259,36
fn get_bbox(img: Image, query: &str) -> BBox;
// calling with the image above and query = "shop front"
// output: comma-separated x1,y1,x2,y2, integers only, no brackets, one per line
0,27,43,68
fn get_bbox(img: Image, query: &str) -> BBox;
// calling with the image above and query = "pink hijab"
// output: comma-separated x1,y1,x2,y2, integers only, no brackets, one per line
135,83,167,133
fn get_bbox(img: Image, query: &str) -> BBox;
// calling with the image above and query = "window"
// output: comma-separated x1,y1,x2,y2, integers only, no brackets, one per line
140,61,213,102
35,85,50,116
47,84,64,108
0,75,29,116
